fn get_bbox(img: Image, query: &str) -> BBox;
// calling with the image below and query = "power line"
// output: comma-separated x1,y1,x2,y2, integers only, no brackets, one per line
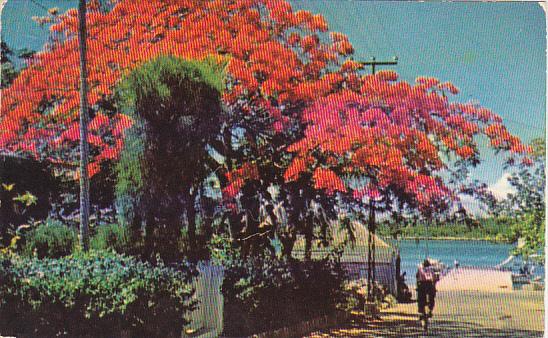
369,3,398,58
362,16,385,59
28,0,50,13
357,56,398,75
499,117,545,132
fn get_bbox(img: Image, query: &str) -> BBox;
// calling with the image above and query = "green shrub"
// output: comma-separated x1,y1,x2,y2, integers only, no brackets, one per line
22,219,76,258
340,279,394,311
341,279,368,311
90,224,134,254
0,155,59,246
221,254,346,336
114,56,225,262
0,251,195,337
383,294,398,309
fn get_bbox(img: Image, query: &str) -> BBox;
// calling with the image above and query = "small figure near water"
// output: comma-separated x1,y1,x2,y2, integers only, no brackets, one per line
416,259,439,329
454,259,460,270
397,271,412,303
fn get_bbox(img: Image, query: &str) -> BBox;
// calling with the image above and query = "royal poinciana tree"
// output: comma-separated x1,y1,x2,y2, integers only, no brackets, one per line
0,0,529,262
282,74,530,295
0,0,353,258
286,74,531,213
0,0,348,170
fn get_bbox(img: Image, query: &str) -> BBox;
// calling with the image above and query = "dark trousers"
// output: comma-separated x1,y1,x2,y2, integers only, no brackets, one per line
417,282,436,315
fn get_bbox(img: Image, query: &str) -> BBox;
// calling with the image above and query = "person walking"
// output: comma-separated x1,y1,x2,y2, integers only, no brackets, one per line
416,259,438,323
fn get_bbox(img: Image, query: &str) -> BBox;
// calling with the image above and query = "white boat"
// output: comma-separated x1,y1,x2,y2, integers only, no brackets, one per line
497,255,544,287
511,273,533,285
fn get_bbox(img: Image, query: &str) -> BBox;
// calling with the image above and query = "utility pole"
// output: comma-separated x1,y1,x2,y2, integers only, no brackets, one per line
357,55,398,302
78,0,90,251
358,56,398,75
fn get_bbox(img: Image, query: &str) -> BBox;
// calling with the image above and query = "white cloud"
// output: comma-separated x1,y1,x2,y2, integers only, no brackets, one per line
456,172,516,217
0,1,7,36
458,194,487,218
540,2,548,14
489,173,515,201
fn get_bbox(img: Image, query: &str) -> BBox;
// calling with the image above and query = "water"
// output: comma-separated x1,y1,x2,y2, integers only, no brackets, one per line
396,239,543,286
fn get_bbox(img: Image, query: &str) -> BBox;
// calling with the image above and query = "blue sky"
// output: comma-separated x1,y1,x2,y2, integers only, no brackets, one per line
292,1,546,182
1,1,546,200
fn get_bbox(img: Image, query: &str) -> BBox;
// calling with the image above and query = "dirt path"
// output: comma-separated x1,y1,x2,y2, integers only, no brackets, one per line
305,291,544,337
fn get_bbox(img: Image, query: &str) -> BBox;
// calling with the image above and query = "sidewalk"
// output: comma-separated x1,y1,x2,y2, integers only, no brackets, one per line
436,267,513,292
304,290,544,337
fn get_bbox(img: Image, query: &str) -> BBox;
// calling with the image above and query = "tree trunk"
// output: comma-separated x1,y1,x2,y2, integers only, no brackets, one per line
202,215,213,254
304,218,313,261
130,209,142,247
78,0,90,251
304,235,312,261
143,213,155,261
187,189,197,261
280,231,296,260
367,201,376,301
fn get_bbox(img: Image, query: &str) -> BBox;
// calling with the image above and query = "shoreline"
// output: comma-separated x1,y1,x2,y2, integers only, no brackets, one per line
388,236,511,243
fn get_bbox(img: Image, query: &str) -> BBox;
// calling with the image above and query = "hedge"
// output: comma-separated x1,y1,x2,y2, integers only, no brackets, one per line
21,219,77,259
90,223,135,255
0,251,195,337
221,254,346,336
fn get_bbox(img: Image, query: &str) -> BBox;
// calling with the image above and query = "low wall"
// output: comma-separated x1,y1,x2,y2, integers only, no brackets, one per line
184,259,396,338
184,262,224,338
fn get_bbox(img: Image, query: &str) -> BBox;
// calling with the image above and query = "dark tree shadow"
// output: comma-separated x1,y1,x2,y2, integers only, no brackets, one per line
306,312,544,338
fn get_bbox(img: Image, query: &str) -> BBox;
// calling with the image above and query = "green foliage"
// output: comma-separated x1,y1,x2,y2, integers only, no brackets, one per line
1,42,19,88
501,137,545,260
90,224,134,255
114,56,224,262
341,279,394,312
208,233,238,265
0,234,22,258
529,137,545,159
116,55,225,108
114,124,144,230
12,191,38,207
22,218,77,258
221,253,346,335
340,279,367,312
377,218,513,242
1,155,58,246
383,294,398,309
509,213,545,262
0,251,196,337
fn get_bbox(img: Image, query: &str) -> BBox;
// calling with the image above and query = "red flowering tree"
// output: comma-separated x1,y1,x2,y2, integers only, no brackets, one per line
0,0,529,263
286,73,530,211
284,71,530,296
0,0,353,257
0,0,349,173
